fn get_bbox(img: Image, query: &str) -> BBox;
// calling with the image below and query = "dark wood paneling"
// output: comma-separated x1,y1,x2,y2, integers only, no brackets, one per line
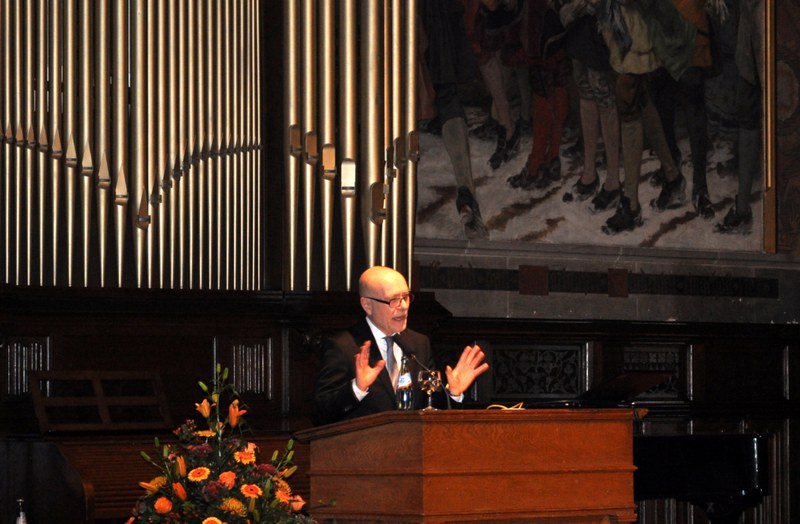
2,288,797,522
427,317,800,524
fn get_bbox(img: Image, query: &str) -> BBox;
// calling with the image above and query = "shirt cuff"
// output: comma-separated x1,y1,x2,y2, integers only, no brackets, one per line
351,378,369,401
448,389,464,403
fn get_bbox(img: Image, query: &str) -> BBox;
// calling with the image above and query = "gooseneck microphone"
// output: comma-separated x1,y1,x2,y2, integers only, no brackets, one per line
394,331,452,409
393,331,432,371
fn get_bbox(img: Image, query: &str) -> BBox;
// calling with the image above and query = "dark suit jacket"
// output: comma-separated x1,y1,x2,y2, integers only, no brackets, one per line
311,318,447,426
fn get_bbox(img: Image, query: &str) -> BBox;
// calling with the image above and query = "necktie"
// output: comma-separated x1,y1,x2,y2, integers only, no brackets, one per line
384,335,397,386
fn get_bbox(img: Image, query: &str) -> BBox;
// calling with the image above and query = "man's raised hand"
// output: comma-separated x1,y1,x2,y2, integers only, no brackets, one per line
445,343,489,396
354,340,385,392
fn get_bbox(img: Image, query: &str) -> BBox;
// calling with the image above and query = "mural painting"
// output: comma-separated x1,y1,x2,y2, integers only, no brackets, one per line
415,0,765,251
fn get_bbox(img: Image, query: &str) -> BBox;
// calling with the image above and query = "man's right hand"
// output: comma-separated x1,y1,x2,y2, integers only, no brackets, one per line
354,340,385,392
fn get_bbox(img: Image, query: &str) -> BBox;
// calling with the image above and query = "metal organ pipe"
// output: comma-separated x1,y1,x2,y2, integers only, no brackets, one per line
0,2,418,291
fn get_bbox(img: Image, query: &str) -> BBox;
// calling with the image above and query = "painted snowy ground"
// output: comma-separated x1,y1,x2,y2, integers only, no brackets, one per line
414,107,763,252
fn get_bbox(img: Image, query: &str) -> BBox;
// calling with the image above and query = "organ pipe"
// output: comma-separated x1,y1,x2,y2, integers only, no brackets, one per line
320,0,335,291
23,1,34,286
64,0,77,286
361,0,384,270
0,1,417,291
2,0,11,284
301,0,317,291
405,0,419,287
339,0,357,291
284,0,300,291
49,0,63,286
79,0,95,287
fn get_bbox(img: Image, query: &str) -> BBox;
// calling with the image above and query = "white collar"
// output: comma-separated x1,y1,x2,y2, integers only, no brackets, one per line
365,317,398,357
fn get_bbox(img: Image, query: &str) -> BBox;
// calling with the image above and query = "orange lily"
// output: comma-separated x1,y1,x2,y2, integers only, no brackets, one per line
290,494,306,512
172,482,188,501
176,455,187,477
228,399,247,428
195,398,213,418
139,476,166,494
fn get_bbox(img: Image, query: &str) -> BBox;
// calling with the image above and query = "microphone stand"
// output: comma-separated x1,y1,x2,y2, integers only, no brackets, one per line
394,332,451,410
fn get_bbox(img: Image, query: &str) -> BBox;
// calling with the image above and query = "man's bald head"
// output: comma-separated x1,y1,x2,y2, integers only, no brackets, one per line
358,266,411,335
359,266,405,296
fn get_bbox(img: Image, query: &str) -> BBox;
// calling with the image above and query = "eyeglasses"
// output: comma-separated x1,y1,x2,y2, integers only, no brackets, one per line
365,293,414,308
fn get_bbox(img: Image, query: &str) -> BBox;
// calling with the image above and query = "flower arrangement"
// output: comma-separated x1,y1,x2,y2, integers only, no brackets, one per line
127,364,314,524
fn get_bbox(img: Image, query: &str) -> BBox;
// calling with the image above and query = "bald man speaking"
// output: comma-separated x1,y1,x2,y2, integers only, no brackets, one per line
312,266,489,426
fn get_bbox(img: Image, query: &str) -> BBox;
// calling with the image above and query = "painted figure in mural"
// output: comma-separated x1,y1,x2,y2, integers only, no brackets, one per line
555,0,622,213
419,0,490,239
467,0,523,170
594,0,695,235
647,0,726,221
715,0,764,234
505,0,572,191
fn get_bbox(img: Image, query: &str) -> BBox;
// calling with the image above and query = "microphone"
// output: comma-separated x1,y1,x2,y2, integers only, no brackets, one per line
395,331,452,409
393,331,432,372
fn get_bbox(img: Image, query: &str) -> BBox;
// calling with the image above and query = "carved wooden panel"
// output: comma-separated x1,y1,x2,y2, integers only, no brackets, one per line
623,345,683,400
491,344,585,400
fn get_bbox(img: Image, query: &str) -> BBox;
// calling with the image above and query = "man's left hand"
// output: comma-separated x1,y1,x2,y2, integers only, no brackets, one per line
445,344,489,396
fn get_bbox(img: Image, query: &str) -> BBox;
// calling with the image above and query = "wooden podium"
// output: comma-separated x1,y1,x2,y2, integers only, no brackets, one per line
294,409,638,523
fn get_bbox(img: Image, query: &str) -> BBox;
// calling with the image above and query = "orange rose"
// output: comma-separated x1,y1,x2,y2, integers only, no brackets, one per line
154,496,173,514
188,466,211,482
228,399,247,428
172,482,187,501
219,470,236,489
